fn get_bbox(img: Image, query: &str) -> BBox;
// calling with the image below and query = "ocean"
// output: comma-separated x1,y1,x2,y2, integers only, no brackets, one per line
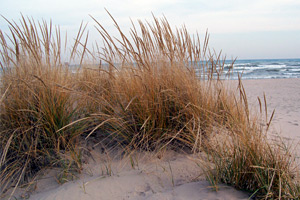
223,58,300,80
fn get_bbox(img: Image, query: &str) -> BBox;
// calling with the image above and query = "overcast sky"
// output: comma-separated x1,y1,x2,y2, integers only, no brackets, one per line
1,0,299,59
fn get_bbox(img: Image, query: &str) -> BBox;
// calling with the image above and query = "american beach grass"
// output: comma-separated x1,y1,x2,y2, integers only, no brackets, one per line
0,13,299,199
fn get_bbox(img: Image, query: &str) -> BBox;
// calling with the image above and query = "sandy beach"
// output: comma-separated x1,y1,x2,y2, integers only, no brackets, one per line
243,78,300,142
4,78,298,200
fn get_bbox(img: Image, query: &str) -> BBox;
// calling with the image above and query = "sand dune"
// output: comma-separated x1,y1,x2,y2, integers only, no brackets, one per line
6,78,300,200
27,150,249,200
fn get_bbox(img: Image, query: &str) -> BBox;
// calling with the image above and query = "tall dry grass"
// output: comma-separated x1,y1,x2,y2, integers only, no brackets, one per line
202,92,300,199
0,13,299,199
0,17,87,196
78,14,244,152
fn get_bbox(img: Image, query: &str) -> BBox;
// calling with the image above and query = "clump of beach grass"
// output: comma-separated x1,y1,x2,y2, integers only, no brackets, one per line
0,16,87,197
202,85,300,199
79,13,242,152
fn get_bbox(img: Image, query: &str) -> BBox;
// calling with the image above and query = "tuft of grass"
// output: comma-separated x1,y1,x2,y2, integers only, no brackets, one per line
0,16,86,196
202,85,300,199
80,13,243,153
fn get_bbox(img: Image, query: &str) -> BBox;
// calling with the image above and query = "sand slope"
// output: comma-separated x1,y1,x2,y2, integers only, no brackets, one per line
27,150,249,200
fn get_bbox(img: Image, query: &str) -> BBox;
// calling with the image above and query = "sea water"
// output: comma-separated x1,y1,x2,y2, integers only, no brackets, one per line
3,58,298,80
223,58,300,80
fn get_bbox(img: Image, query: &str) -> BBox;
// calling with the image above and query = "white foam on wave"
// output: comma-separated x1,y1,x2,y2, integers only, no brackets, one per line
287,68,300,72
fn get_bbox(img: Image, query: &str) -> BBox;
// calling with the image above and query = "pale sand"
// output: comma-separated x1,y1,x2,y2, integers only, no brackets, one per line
242,78,300,142
6,78,300,200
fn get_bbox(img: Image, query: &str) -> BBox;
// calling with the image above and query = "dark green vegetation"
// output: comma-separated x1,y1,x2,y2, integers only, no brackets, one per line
0,13,299,199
